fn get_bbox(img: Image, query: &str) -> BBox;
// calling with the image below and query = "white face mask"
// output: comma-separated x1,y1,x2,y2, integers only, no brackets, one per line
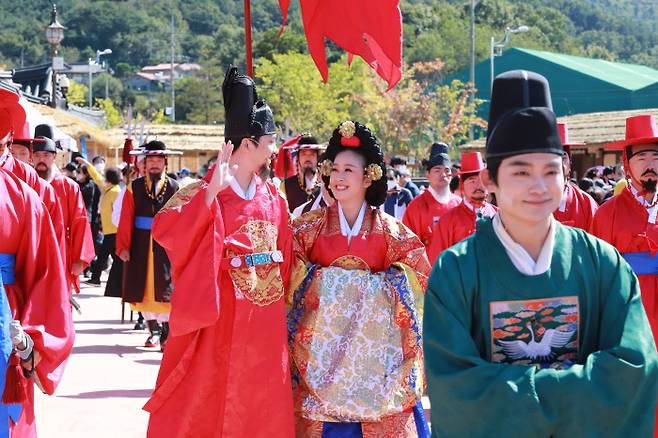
387,180,397,191
94,163,105,174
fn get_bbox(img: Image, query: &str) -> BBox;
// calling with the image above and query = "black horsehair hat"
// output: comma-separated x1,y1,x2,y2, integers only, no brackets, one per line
31,137,57,153
222,66,275,142
423,142,452,170
129,140,182,156
486,70,563,160
31,123,58,153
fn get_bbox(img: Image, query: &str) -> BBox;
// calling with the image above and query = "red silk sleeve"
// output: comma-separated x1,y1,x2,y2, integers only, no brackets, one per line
276,193,295,292
67,182,95,266
42,184,67,260
116,187,135,256
16,183,74,395
152,181,224,336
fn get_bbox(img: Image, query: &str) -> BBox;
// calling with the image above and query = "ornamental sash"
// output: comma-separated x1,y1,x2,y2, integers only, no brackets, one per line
622,252,658,276
0,257,22,427
134,216,154,230
0,254,15,286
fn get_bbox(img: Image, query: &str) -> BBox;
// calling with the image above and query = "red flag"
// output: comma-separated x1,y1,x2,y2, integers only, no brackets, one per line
273,134,300,179
122,138,134,165
279,0,403,90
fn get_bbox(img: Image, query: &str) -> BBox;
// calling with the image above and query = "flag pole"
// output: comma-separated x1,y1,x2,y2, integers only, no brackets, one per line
244,0,254,77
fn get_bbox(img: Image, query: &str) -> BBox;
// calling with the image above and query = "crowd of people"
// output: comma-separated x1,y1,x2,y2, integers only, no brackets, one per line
1,66,658,437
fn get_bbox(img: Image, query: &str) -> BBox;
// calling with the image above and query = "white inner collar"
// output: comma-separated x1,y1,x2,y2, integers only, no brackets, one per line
305,175,317,189
427,185,452,204
629,183,658,223
229,176,257,200
492,213,555,276
338,201,367,244
558,185,568,212
0,147,9,167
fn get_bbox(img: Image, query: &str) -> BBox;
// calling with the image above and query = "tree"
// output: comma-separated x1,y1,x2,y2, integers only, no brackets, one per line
175,68,223,124
67,80,87,107
96,98,121,128
256,53,484,157
92,73,124,106
257,53,376,140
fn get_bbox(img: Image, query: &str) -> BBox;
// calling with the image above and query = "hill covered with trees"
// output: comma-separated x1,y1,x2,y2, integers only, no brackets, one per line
0,0,656,133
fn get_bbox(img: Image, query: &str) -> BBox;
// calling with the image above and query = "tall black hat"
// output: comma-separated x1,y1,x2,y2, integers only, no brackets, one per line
31,137,57,153
222,66,275,141
486,70,553,138
423,142,452,170
34,124,55,140
486,70,562,160
29,124,59,152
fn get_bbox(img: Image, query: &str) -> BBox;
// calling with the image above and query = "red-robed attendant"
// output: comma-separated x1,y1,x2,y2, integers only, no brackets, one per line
553,122,598,229
144,67,295,437
0,167,74,437
0,91,65,256
590,114,658,436
289,121,431,436
31,128,94,294
591,115,658,337
428,151,497,263
402,142,460,248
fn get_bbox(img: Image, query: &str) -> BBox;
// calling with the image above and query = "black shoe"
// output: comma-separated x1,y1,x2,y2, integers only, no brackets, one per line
145,333,161,348
133,321,146,330
160,322,169,352
85,278,101,285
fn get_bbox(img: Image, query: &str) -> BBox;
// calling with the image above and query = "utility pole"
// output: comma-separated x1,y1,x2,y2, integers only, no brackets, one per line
170,14,176,123
469,0,476,140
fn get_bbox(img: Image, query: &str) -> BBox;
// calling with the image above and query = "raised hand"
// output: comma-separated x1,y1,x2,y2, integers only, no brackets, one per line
205,141,237,206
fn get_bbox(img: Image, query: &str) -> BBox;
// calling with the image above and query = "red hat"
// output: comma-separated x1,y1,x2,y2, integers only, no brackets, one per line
458,152,486,175
606,115,658,150
557,122,584,157
0,88,26,140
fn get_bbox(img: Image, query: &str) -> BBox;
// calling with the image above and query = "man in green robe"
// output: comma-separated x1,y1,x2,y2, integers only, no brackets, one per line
423,70,658,437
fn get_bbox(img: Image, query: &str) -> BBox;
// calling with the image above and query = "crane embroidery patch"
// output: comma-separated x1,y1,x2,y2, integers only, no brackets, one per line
490,296,579,369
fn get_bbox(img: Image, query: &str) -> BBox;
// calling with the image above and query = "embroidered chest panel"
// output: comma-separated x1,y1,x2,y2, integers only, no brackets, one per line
225,220,284,306
489,296,579,369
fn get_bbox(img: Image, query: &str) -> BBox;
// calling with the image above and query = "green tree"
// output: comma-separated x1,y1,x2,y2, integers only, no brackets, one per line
175,67,224,124
92,73,124,106
96,98,121,128
67,80,87,107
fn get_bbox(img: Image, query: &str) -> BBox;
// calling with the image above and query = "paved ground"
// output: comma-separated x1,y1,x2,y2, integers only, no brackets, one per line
34,278,160,438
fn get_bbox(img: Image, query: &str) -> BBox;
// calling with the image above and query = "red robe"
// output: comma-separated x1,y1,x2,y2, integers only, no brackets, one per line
553,182,598,230
591,187,658,337
0,168,74,437
402,190,461,248
0,153,66,257
591,186,658,437
145,176,295,437
50,173,95,293
427,200,498,264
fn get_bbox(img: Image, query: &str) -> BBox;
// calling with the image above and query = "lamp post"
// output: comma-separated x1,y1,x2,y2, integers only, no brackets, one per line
88,48,112,109
45,4,65,108
490,25,529,91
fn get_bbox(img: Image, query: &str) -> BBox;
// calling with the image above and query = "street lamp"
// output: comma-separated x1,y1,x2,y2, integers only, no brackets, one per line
490,25,529,91
45,4,66,108
88,48,112,109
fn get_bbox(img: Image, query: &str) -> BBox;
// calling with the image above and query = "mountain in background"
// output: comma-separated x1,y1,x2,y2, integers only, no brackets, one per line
0,0,656,74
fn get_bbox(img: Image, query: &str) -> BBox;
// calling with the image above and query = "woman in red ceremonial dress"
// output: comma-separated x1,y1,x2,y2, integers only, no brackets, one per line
289,121,431,437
